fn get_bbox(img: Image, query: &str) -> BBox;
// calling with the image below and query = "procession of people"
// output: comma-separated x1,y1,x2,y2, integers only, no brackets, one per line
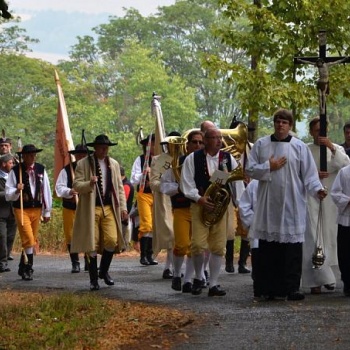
1,108,350,302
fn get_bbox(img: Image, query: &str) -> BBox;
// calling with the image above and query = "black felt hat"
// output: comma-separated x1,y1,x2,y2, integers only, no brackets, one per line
68,144,92,154
140,134,155,145
16,144,43,155
86,134,118,147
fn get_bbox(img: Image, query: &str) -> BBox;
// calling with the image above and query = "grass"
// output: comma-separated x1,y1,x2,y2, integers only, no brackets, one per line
0,290,196,350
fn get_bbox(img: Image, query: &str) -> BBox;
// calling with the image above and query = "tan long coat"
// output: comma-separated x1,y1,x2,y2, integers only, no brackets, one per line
70,156,127,254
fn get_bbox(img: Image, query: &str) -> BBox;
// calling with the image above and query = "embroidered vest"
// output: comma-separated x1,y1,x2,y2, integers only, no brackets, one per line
171,155,191,209
13,163,45,209
62,162,77,210
94,156,112,206
193,149,232,197
137,154,152,194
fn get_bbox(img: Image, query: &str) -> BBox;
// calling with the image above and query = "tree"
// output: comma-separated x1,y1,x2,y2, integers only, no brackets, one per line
212,0,350,140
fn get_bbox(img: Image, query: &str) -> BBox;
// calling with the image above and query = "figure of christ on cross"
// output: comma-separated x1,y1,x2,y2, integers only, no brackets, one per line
296,57,348,115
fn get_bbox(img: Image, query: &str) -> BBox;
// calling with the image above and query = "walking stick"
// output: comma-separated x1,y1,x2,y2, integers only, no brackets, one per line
17,137,24,226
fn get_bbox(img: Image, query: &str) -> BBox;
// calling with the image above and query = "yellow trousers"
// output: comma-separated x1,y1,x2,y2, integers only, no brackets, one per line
173,207,191,257
137,192,153,239
63,207,75,244
190,203,227,256
14,207,41,249
95,205,117,251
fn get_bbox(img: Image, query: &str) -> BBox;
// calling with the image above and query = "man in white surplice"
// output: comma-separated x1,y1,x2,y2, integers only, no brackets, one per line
246,109,327,301
302,117,350,294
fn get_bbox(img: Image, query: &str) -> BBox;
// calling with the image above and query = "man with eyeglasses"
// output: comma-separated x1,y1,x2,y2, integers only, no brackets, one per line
160,130,204,293
180,128,244,297
246,108,327,301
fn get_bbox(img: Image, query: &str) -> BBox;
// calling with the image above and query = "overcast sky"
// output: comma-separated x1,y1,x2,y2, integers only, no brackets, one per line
7,0,176,63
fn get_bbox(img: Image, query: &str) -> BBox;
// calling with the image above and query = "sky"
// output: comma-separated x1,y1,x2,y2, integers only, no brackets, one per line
7,0,176,63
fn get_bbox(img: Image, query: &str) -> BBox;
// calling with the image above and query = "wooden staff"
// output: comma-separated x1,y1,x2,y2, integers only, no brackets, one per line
17,137,23,226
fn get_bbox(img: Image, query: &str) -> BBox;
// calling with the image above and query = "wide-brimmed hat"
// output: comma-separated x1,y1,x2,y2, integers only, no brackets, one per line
86,134,118,147
16,144,43,155
0,137,12,145
140,134,155,145
68,144,92,155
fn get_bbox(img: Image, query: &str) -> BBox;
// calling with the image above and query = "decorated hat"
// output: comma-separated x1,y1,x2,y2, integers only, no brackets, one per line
0,137,12,145
68,144,92,155
140,133,155,145
0,153,13,163
86,134,118,147
16,144,43,155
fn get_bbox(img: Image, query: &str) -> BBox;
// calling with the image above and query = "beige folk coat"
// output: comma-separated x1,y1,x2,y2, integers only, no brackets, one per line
70,156,127,254
150,155,174,257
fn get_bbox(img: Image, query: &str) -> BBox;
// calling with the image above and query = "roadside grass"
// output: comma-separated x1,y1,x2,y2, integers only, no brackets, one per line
0,290,196,349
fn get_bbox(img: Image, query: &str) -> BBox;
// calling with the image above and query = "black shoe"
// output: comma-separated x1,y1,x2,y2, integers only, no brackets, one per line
22,269,33,281
208,285,226,297
287,291,305,301
182,282,192,293
238,265,251,274
324,283,335,291
99,271,115,286
71,262,80,273
90,281,100,291
7,255,14,261
191,278,203,295
171,277,182,291
140,257,150,266
225,263,235,273
0,267,10,273
148,258,158,266
163,268,173,279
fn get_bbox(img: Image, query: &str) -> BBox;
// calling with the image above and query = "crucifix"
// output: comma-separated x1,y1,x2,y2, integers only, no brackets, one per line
294,30,350,171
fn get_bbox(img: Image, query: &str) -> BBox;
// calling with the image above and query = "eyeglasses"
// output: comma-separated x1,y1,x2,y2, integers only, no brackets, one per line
190,140,203,145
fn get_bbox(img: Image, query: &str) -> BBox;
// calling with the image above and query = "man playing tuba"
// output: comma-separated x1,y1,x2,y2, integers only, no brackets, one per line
180,128,244,297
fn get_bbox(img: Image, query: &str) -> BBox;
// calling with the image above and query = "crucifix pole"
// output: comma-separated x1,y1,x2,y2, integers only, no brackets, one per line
294,30,350,171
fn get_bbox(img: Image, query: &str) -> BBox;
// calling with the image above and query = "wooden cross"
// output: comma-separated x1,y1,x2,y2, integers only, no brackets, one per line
294,30,350,171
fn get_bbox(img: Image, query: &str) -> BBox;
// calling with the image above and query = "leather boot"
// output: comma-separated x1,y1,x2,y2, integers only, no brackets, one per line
18,251,25,277
88,256,99,291
98,250,115,286
238,239,251,274
139,237,149,266
22,253,34,281
146,237,158,265
225,240,235,273
68,244,80,273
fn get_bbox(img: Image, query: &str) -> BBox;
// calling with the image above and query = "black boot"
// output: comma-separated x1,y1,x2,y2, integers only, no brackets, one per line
225,240,235,273
146,237,158,265
18,251,25,277
84,254,89,272
68,244,80,273
22,253,34,281
88,256,100,291
238,239,251,274
98,250,115,286
140,237,149,266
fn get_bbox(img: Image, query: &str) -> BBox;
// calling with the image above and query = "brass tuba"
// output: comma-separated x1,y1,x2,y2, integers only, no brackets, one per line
201,162,244,227
162,136,187,182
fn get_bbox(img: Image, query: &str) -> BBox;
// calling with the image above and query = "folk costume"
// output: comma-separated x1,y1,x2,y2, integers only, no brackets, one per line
5,144,52,281
0,153,16,273
150,154,174,279
302,143,349,292
330,164,350,296
55,144,91,273
160,155,195,292
246,135,324,299
131,134,157,266
71,135,127,291
180,148,243,296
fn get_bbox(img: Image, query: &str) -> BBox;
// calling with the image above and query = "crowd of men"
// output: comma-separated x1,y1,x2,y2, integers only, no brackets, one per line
2,109,350,300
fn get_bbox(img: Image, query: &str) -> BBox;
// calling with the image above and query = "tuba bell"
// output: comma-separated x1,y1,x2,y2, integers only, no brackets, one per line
162,136,187,182
201,163,244,227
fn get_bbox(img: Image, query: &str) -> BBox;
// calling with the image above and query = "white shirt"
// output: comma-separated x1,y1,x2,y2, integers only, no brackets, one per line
331,164,350,227
55,167,73,199
131,156,142,186
5,164,52,217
